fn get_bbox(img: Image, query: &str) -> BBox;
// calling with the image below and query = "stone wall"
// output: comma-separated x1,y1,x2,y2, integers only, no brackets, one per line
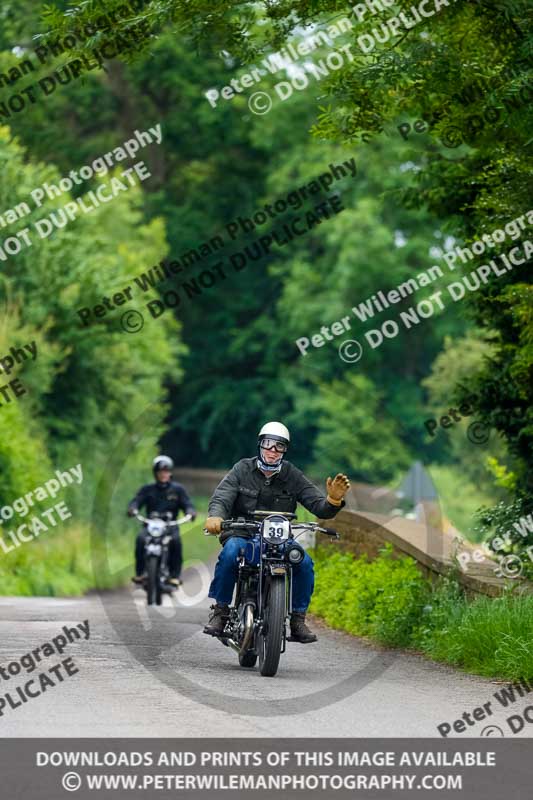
317,508,532,598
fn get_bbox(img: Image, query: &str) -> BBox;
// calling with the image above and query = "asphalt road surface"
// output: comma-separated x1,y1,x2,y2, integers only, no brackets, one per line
0,567,528,739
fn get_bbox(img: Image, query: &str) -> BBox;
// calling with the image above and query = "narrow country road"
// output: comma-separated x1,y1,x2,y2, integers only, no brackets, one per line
0,573,527,739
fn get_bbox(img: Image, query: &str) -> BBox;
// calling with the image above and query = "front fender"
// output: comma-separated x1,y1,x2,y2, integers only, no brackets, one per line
268,563,288,576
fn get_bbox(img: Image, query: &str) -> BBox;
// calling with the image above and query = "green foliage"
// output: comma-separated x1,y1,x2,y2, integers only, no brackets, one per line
0,497,219,596
311,545,533,678
0,303,53,501
2,5,469,474
474,494,533,578
308,374,411,482
423,317,502,532
310,543,430,647
418,591,533,680
427,464,495,541
485,456,517,492
0,0,530,601
0,123,186,586
411,575,467,653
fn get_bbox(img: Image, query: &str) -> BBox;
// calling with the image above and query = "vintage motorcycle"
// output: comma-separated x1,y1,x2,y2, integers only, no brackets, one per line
134,512,192,605
206,511,339,677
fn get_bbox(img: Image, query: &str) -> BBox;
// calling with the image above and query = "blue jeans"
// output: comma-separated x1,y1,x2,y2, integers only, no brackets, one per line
208,536,315,612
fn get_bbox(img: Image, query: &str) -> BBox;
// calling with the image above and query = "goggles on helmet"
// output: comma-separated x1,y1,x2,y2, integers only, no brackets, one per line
260,437,288,453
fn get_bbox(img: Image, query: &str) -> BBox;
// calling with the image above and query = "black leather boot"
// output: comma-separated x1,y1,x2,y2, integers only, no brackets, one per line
203,604,230,637
289,611,317,643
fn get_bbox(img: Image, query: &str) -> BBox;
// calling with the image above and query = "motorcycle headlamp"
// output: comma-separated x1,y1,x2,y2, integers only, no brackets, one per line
286,544,304,564
146,519,165,537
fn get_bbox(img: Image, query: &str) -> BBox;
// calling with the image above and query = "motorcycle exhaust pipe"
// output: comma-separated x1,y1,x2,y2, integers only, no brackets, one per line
239,604,254,655
224,606,255,656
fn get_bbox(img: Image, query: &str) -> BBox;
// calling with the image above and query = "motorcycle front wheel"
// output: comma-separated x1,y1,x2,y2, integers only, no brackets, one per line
147,557,162,606
259,576,285,677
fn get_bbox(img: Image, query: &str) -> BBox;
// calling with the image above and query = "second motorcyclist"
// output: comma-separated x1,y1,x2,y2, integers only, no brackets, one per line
127,455,197,587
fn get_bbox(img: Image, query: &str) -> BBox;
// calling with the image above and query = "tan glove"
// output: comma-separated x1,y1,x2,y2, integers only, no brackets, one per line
326,473,350,506
205,516,223,535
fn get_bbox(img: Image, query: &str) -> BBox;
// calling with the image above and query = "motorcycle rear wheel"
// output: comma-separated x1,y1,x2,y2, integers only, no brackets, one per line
259,576,285,677
147,557,161,606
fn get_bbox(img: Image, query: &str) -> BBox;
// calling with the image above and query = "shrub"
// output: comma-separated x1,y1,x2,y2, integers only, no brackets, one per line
474,494,533,579
310,544,429,647
311,544,533,680
411,575,467,654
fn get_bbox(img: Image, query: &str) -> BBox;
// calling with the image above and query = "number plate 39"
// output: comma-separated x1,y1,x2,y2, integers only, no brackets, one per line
262,515,290,543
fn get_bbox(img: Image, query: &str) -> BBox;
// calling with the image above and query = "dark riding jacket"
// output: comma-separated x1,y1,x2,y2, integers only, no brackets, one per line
128,480,195,520
208,458,344,544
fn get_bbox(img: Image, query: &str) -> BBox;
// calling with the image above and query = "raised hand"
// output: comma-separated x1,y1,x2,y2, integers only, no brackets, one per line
326,473,351,505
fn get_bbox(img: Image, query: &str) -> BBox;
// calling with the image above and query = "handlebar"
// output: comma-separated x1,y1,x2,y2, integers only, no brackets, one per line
316,526,339,537
134,512,193,526
203,518,339,539
221,520,255,531
251,510,297,520
203,519,257,537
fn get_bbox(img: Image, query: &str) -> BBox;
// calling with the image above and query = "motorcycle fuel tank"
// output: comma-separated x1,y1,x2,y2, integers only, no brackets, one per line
244,537,260,566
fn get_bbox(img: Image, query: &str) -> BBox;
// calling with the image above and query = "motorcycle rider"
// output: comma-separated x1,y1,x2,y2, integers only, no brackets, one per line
203,422,350,643
127,455,197,588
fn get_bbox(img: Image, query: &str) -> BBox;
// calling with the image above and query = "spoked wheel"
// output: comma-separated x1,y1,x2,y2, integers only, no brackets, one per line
146,557,161,606
259,576,286,677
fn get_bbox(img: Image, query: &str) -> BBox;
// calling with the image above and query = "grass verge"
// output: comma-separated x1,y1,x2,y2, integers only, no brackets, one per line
309,544,533,680
0,498,219,596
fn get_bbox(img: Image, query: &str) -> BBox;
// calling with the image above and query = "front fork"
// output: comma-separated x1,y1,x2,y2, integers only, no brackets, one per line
231,561,292,656
144,537,170,585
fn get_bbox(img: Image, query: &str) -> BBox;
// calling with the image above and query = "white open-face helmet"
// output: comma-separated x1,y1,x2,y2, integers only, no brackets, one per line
152,455,174,476
258,421,290,453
